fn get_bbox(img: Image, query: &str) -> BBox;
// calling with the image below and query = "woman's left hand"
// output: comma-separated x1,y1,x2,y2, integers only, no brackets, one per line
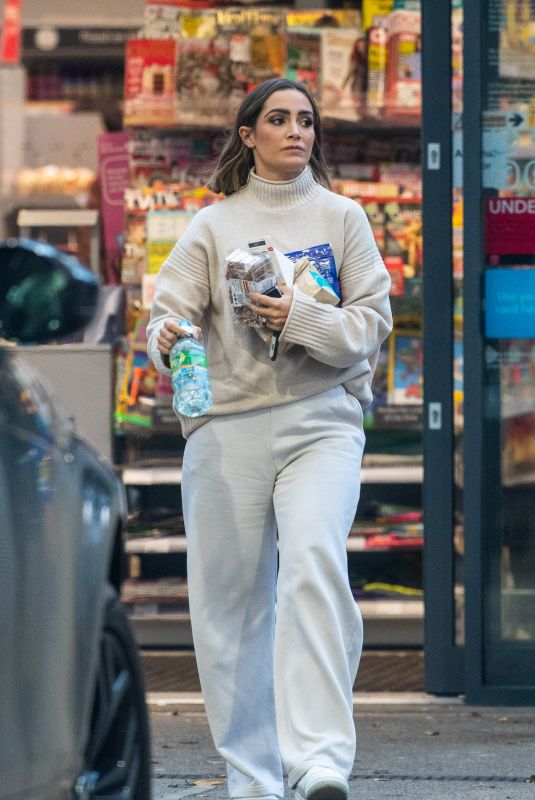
247,284,293,332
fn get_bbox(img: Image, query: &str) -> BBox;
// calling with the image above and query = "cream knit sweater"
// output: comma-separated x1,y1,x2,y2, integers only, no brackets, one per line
147,166,393,438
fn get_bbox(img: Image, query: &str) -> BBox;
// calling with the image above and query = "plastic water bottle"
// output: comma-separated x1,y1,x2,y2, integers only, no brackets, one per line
169,321,212,417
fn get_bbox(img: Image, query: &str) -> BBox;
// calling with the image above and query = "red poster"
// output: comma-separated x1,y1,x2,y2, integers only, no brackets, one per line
486,197,535,256
124,39,177,126
1,0,21,64
98,131,131,284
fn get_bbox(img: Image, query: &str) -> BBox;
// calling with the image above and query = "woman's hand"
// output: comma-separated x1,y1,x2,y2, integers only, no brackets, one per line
247,284,293,332
157,320,202,355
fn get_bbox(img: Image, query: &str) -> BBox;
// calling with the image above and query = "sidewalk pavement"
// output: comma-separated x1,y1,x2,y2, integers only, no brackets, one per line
147,692,535,800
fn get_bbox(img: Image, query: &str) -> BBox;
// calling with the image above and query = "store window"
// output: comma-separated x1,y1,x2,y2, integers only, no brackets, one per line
112,2,426,655
14,2,428,661
481,0,535,678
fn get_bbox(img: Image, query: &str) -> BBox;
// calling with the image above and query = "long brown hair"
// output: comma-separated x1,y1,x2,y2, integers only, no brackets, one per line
208,78,331,196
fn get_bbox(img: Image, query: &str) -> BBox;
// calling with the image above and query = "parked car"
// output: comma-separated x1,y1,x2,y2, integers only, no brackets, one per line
0,239,151,799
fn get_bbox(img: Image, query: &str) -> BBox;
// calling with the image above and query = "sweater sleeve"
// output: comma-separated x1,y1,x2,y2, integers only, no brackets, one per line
279,201,393,369
146,213,211,375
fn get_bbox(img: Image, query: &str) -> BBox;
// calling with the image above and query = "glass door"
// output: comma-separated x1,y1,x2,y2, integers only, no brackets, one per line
464,0,535,703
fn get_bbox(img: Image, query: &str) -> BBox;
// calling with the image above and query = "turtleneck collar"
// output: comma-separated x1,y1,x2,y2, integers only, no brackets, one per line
241,166,320,210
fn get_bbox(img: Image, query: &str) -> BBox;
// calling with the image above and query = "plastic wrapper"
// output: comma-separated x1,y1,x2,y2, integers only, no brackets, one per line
285,242,340,298
225,248,279,328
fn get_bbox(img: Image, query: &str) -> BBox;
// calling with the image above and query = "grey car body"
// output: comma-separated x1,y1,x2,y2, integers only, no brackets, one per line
0,239,150,799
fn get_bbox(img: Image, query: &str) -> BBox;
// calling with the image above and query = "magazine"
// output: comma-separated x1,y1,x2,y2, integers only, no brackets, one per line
321,28,366,120
124,38,177,126
285,29,321,101
146,209,196,274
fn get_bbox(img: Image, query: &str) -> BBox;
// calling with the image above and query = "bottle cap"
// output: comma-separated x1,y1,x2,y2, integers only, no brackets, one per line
176,319,193,337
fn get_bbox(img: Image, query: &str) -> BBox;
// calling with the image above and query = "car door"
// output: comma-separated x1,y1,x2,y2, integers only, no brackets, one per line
0,348,80,799
0,352,30,799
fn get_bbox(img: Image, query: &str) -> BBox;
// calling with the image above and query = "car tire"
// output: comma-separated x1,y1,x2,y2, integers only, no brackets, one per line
81,584,152,799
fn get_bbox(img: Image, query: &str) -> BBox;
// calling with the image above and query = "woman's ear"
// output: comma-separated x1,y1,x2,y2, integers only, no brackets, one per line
239,126,254,149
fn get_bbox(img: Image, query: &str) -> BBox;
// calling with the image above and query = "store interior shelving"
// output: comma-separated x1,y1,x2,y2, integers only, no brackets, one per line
21,24,137,108
117,150,424,642
120,446,424,647
12,3,427,649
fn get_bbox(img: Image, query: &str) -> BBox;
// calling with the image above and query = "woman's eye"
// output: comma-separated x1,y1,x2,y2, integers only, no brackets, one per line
266,115,313,128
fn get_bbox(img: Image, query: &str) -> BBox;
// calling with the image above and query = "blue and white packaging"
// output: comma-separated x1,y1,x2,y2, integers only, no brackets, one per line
284,242,340,299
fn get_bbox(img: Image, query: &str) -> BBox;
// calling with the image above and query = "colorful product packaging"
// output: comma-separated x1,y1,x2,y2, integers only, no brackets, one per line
285,242,340,298
225,248,278,328
286,9,361,28
385,10,421,117
285,28,321,101
321,28,366,121
362,0,394,30
293,261,340,305
124,38,177,126
365,22,387,116
98,131,131,284
145,209,195,274
383,200,422,279
383,256,405,297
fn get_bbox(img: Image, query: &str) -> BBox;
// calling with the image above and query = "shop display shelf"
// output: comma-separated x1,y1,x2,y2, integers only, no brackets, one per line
127,535,187,554
116,5,424,656
347,539,423,552
322,114,421,132
125,534,423,556
120,462,422,487
122,465,182,486
128,612,194,648
126,114,421,136
123,585,423,649
361,464,422,484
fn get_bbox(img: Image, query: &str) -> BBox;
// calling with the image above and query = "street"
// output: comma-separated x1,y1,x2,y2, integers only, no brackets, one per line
148,695,535,800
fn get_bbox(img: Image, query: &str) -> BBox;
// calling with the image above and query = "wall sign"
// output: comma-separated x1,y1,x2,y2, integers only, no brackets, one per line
22,27,137,58
485,268,535,338
485,196,535,257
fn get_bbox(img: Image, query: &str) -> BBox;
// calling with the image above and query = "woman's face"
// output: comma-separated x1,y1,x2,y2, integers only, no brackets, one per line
239,88,315,182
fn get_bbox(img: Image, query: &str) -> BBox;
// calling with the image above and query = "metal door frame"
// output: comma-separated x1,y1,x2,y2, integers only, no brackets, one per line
421,0,464,694
463,0,535,706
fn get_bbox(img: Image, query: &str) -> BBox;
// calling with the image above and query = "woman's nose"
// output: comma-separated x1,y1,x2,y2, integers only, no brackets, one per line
287,120,301,137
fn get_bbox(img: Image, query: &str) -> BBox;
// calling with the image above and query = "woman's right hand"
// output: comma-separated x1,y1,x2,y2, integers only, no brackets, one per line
157,320,202,355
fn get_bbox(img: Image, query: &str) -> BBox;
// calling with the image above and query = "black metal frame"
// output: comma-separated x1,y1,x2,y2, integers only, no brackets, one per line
462,0,486,705
421,0,463,694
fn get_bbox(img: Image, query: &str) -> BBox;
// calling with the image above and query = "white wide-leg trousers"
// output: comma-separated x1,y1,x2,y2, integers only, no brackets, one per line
182,387,365,800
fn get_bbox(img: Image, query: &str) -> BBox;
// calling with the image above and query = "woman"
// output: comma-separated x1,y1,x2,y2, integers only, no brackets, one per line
148,78,392,800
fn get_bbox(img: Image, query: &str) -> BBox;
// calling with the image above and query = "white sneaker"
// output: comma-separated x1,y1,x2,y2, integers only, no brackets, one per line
295,767,349,800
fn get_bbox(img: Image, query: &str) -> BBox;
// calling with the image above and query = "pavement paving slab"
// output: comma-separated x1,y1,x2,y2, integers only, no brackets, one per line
149,694,535,800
